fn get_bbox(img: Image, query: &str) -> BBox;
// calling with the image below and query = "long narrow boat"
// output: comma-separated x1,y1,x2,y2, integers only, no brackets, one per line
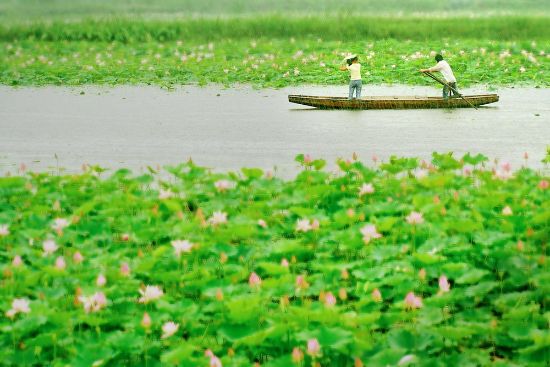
288,94,499,109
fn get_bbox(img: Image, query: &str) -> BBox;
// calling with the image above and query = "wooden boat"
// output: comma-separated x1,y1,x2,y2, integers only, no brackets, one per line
288,94,499,110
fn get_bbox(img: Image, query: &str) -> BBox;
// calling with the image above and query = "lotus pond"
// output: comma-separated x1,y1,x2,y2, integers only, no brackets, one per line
1,151,550,366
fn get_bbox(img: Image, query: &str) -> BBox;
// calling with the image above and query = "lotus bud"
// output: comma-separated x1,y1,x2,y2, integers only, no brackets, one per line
141,312,152,328
122,233,129,242
341,268,349,280
325,292,336,307
220,252,228,263
338,288,347,301
433,195,440,204
55,257,66,270
372,154,378,162
228,347,235,357
291,347,303,363
318,290,326,303
352,152,358,160
138,249,144,258
73,251,84,264
96,274,106,286
347,208,354,217
311,219,320,230
120,263,130,277
372,288,382,302
281,258,289,267
10,255,22,269
419,268,426,280
291,255,297,263
517,241,524,251
215,288,224,301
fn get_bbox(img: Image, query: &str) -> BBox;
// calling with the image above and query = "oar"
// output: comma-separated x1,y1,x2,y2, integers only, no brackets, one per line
421,71,478,110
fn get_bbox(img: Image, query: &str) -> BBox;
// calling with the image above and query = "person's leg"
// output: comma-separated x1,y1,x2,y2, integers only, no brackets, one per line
451,82,459,97
348,82,354,99
443,84,449,99
356,81,362,99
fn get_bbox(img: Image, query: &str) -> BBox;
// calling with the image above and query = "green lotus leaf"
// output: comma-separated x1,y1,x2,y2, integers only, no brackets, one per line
295,325,354,352
455,269,489,284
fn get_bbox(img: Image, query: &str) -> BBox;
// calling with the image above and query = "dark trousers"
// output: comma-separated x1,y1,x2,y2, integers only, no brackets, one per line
443,82,459,98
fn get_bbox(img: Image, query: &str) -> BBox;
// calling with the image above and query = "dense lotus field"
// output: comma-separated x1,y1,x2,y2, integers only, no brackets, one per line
1,151,550,366
1,37,549,88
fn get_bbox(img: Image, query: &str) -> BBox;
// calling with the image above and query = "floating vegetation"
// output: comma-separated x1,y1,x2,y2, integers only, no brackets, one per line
1,151,550,366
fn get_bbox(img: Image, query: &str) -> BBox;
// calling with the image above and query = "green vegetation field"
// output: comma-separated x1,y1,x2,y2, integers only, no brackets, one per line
1,152,550,366
2,2,550,366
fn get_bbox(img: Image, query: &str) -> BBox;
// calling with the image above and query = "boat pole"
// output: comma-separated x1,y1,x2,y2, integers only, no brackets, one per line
422,71,478,110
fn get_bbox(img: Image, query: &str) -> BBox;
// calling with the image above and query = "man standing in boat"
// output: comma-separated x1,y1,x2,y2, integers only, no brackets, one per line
340,55,362,100
420,54,459,99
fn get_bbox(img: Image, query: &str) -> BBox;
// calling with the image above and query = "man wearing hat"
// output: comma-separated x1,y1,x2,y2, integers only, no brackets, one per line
340,54,362,100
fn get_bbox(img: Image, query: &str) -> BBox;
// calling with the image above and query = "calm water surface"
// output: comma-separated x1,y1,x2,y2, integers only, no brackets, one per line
1,84,549,179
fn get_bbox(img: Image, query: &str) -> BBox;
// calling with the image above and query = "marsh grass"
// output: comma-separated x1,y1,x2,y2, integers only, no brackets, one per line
2,14,550,43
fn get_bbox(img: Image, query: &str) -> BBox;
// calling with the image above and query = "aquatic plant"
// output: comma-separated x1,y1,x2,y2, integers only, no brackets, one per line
1,152,549,366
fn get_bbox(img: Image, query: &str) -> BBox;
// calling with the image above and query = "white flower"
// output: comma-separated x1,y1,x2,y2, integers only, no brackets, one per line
52,218,70,231
6,298,31,317
296,219,312,232
208,211,228,226
502,206,513,215
138,285,163,304
158,188,175,200
78,292,107,314
161,321,179,339
405,212,425,224
360,224,382,244
214,180,231,192
42,240,59,256
358,183,375,196
258,219,267,228
414,169,429,179
0,225,9,236
171,239,194,257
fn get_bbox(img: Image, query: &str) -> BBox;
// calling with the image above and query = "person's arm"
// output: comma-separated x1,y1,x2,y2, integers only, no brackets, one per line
340,63,348,71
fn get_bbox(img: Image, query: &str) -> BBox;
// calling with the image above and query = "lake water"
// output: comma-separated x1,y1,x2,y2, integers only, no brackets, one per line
1,84,549,179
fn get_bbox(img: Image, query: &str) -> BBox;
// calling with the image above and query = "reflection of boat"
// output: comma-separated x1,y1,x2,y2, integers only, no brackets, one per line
288,94,499,109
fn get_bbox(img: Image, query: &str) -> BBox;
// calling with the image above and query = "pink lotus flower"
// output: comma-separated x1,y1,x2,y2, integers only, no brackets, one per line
215,289,224,301
214,180,231,192
42,240,59,256
405,292,423,309
296,275,309,290
311,219,320,230
138,285,163,303
208,211,228,226
78,292,107,314
439,275,451,293
501,160,511,171
20,162,26,171
324,292,336,308
341,268,349,280
307,338,321,356
249,272,262,287
96,274,106,286
55,257,66,270
210,356,222,367
372,154,378,162
358,183,375,196
539,180,549,190
0,225,10,236
406,212,424,224
419,268,426,280
372,288,382,302
158,188,175,200
291,347,304,362
296,219,312,232
360,224,382,244
122,233,130,242
281,258,289,267
52,218,70,231
171,239,194,257
12,255,22,268
6,298,31,317
338,287,347,300
258,219,267,228
73,251,84,264
141,312,152,328
120,263,130,277
502,206,513,215
304,154,312,163
161,321,179,339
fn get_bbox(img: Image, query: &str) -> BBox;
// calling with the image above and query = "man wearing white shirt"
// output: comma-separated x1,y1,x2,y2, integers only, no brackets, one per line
420,54,459,99
340,55,362,100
